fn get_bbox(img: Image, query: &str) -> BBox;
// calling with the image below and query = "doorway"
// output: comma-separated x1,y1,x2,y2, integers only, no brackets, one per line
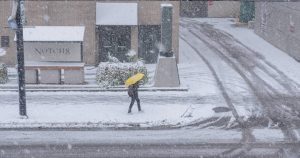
138,25,161,63
99,26,131,62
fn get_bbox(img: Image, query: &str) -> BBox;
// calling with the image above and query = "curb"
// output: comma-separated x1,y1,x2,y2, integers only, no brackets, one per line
0,86,189,92
0,124,179,131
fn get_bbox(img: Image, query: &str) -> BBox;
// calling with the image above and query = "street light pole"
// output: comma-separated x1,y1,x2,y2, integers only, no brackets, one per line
15,0,27,118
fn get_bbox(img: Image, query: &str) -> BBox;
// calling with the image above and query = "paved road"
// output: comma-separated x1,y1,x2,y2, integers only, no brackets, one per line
1,143,296,158
0,130,299,158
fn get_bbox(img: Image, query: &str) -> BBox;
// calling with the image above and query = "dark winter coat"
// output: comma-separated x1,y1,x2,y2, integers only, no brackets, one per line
128,82,141,113
128,83,139,98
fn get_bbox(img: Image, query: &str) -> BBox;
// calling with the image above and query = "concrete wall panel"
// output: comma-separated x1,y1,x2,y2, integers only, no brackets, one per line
0,1,17,65
255,2,300,61
180,1,208,18
208,1,240,18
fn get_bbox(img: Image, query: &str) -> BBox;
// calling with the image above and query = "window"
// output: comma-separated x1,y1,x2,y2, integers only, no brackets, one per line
1,36,9,47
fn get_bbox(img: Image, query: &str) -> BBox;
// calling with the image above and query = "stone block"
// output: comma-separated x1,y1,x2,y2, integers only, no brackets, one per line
64,69,84,84
40,69,61,84
25,69,38,84
154,56,180,87
248,21,255,29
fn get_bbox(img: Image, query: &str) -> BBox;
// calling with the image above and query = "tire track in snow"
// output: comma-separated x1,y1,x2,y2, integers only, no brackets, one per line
180,34,243,127
180,20,300,142
182,18,300,95
180,32,258,156
194,23,300,95
188,22,300,114
193,18,300,92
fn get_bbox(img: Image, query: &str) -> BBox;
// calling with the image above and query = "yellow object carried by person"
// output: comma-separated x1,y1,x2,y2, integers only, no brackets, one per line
125,73,144,87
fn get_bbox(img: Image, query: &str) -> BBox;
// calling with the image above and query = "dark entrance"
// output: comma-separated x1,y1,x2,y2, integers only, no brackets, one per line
180,0,208,18
99,26,131,62
138,25,161,64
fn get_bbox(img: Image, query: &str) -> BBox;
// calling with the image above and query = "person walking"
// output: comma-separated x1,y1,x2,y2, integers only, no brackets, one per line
128,81,141,113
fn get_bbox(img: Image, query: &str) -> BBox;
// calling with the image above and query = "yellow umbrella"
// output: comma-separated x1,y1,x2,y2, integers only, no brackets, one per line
125,73,144,87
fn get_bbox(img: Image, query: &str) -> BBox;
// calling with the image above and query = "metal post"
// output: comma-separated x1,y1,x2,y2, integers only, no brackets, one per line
15,0,27,118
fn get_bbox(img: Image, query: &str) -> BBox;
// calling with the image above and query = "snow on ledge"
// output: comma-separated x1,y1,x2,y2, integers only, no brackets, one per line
161,4,173,8
96,3,138,26
20,26,85,42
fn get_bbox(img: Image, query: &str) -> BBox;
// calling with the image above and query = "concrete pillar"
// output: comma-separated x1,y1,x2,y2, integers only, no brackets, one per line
154,4,180,87
160,4,173,57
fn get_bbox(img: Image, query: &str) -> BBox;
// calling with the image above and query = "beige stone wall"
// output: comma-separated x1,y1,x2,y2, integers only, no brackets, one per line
138,1,180,62
255,2,300,61
0,0,179,65
208,1,240,18
0,1,96,66
0,1,17,65
24,1,96,65
138,1,161,25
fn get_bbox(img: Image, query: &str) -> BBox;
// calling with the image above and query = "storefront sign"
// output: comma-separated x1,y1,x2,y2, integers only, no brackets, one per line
24,42,82,62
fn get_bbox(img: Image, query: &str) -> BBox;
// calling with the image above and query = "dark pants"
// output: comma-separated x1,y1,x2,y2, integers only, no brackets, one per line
128,94,141,112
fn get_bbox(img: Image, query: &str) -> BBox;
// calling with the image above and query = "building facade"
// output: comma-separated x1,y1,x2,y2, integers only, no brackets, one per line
0,0,179,66
254,2,300,61
180,0,240,18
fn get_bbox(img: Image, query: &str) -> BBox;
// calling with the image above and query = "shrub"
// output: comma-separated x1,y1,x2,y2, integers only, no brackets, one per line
96,61,148,88
0,63,8,84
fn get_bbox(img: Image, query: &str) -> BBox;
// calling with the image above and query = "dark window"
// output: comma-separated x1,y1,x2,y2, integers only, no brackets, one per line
138,25,161,63
1,36,9,47
98,26,131,62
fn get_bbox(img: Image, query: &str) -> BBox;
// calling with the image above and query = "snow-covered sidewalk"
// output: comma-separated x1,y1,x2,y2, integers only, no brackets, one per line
0,64,188,92
0,91,217,129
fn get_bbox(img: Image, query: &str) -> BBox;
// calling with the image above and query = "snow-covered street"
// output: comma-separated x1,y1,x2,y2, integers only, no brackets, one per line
179,18,300,140
1,129,297,158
